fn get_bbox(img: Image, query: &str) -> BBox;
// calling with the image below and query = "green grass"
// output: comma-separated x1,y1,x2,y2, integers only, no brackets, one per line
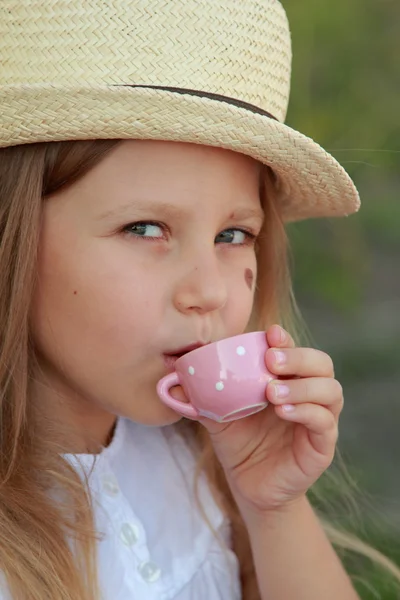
308,462,400,599
345,527,400,600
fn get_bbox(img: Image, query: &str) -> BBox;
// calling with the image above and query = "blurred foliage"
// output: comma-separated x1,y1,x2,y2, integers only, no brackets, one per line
309,458,400,598
281,1,400,596
283,0,400,313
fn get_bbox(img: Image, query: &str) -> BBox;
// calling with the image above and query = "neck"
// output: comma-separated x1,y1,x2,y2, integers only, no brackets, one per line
30,367,118,454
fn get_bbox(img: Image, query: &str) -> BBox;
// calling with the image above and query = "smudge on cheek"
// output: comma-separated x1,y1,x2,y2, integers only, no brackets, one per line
244,268,254,291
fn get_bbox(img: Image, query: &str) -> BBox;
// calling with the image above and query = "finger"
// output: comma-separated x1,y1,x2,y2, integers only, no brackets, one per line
267,377,344,419
266,324,296,349
275,402,338,456
265,347,335,378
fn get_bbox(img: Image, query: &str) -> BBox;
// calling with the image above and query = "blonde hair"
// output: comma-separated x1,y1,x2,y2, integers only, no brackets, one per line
0,140,399,599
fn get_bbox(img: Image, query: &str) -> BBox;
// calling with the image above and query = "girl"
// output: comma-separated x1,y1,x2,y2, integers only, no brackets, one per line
0,1,399,599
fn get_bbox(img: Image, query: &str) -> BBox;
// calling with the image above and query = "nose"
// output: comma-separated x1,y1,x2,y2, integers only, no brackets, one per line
173,252,228,315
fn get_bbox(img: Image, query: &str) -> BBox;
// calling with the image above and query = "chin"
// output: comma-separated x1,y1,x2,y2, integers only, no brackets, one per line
149,414,183,427
141,409,183,427
122,396,184,428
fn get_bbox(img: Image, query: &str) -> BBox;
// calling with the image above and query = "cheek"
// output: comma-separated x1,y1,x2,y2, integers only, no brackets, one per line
31,237,156,364
244,267,254,290
223,262,257,332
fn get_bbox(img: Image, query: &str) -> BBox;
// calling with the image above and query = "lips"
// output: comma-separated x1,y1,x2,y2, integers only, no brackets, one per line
163,342,208,372
165,342,206,357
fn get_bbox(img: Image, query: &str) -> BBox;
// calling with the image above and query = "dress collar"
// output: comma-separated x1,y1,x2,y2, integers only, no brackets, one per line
63,416,127,474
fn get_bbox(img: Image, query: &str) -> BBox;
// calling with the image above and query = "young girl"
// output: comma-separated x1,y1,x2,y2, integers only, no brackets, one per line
1,1,399,599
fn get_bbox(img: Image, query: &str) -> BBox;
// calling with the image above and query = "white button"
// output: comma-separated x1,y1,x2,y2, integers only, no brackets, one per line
120,522,139,546
101,474,119,496
138,560,162,583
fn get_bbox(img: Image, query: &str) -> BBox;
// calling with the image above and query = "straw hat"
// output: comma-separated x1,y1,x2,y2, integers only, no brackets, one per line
0,0,360,222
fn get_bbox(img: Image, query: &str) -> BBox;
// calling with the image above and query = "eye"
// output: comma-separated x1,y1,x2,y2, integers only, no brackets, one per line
123,221,166,239
215,228,256,245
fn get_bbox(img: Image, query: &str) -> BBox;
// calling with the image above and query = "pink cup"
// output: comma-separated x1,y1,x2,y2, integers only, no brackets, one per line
156,331,274,422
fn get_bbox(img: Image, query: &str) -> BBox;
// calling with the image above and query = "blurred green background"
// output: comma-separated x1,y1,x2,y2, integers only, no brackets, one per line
283,0,400,597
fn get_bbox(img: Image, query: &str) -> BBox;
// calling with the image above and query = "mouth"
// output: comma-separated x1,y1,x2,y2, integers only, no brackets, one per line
163,342,208,372
165,342,207,357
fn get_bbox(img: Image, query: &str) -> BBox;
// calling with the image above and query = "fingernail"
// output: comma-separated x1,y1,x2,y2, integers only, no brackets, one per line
277,325,286,343
273,350,286,365
282,404,295,413
273,383,290,399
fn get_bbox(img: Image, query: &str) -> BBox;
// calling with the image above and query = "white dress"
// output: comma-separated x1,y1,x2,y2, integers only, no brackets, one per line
0,418,241,599
62,417,241,599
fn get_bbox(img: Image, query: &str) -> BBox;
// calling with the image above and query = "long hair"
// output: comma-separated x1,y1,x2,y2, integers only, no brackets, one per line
0,140,399,599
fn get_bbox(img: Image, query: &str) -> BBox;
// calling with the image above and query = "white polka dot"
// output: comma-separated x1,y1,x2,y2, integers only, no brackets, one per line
215,381,224,391
188,366,195,375
236,346,246,356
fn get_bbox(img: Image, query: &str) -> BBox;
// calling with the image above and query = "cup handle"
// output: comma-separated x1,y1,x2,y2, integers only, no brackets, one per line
156,372,199,419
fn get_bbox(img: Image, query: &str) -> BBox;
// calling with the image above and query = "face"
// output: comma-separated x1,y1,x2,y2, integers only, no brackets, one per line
30,140,264,451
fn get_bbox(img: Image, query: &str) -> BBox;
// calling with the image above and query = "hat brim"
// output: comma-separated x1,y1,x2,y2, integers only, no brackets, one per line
0,84,360,222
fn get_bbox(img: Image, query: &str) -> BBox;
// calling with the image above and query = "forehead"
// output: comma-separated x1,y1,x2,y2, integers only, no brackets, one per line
56,140,265,221
101,139,262,186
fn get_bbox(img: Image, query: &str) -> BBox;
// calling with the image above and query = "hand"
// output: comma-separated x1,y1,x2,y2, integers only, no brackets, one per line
200,324,343,519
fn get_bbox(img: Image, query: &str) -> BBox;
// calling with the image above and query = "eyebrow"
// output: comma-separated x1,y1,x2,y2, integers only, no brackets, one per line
97,198,265,225
97,199,186,222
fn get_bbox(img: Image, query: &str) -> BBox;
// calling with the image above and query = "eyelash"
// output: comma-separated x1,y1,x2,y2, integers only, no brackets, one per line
121,221,257,246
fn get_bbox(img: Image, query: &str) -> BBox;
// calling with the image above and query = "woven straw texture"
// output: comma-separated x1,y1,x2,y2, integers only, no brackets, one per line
0,0,360,222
